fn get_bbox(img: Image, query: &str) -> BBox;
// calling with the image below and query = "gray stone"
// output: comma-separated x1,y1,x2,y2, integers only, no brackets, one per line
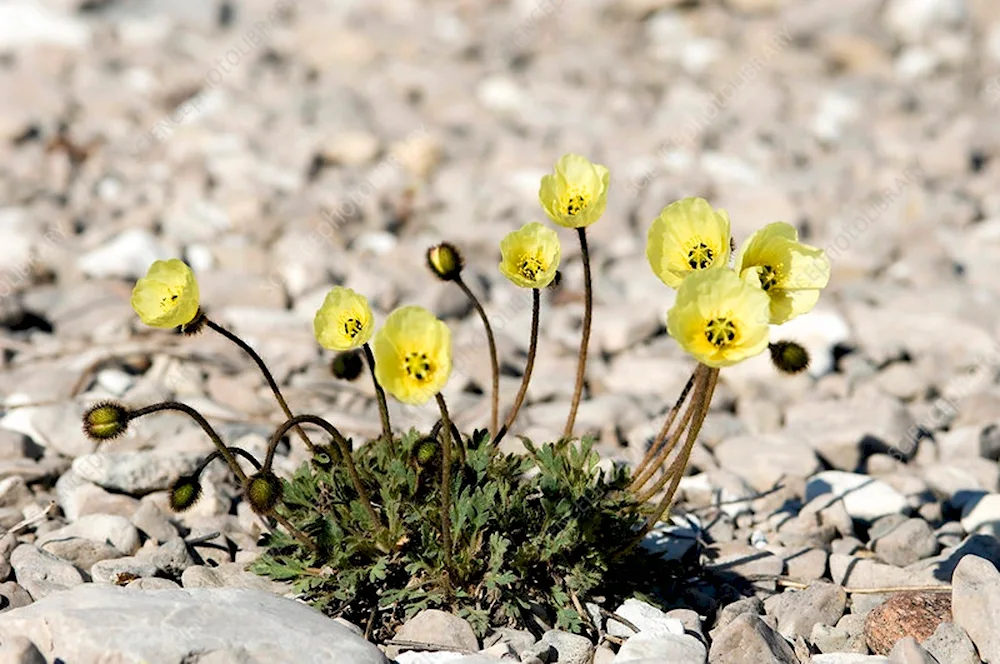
713,434,821,492
391,609,479,655
872,518,939,567
811,656,889,663
888,636,939,664
805,471,909,523
127,577,181,591
951,554,1000,663
72,451,204,495
180,563,286,595
811,613,869,654
37,536,122,572
713,596,763,635
90,557,159,584
483,627,536,656
137,537,195,577
614,632,707,663
0,582,32,614
708,613,799,663
36,514,140,556
920,622,979,664
607,598,684,638
960,493,1000,537
0,584,388,663
9,544,84,600
534,630,592,664
763,583,848,640
131,500,179,543
0,636,44,664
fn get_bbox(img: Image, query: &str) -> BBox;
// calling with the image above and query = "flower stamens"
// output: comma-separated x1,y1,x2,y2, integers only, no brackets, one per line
404,351,433,382
704,317,737,348
686,242,715,270
562,191,589,217
757,265,778,291
518,256,545,282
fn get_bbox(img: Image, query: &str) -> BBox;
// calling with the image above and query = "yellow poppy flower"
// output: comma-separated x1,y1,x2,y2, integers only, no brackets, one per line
373,306,452,405
313,287,375,351
736,222,831,324
499,222,561,289
538,153,610,228
646,197,732,289
130,259,201,329
666,268,770,368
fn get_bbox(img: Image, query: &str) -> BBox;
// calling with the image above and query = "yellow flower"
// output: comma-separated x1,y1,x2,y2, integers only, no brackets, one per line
646,197,732,289
538,153,610,228
666,268,770,368
313,287,375,351
130,259,201,329
373,306,452,405
499,223,561,289
736,222,831,324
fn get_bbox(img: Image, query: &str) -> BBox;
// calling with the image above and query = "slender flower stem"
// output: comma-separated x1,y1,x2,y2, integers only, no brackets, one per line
435,393,455,589
362,343,392,442
204,318,316,453
630,387,700,500
270,511,319,552
494,288,540,447
637,367,719,540
454,276,499,438
262,414,381,529
630,369,699,490
194,447,263,477
564,227,593,439
128,402,247,483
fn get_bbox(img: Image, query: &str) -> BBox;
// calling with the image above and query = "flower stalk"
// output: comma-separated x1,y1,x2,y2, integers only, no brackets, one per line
494,288,540,447
564,227,593,439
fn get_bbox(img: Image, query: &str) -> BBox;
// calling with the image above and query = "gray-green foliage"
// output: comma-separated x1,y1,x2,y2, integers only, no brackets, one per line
251,429,655,641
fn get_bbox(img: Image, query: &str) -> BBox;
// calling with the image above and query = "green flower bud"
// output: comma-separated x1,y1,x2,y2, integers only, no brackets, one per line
245,472,283,514
426,243,464,281
415,438,437,465
169,476,203,512
82,401,130,442
769,341,810,374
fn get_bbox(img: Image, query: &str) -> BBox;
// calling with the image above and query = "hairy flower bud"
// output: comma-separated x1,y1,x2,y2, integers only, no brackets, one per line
426,243,464,281
332,350,364,381
169,475,203,512
82,401,130,442
769,341,810,374
245,472,283,514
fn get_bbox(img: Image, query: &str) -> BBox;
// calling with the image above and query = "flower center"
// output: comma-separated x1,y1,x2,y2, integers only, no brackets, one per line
518,255,546,282
686,242,715,270
160,286,184,311
758,265,778,291
704,317,737,348
561,189,589,217
404,351,433,382
342,317,363,339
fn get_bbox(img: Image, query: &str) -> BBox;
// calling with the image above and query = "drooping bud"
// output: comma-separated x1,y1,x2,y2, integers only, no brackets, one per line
245,472,284,514
180,309,207,335
426,243,464,281
168,475,203,512
82,401,130,442
332,350,364,381
415,438,437,465
769,341,810,374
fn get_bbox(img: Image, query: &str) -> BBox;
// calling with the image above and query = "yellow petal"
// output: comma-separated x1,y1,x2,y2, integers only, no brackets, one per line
130,259,200,329
313,287,375,351
373,306,452,405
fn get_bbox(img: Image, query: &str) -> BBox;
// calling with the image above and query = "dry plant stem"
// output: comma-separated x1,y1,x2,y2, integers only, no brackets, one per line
629,373,701,494
262,414,381,529
493,288,540,447
637,366,719,538
631,370,697,482
563,227,592,439
454,276,499,437
362,343,392,442
204,318,317,453
270,511,318,552
128,402,248,483
435,393,456,589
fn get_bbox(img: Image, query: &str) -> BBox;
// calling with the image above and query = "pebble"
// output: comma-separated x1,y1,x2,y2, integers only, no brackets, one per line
707,613,799,664
72,451,204,495
871,518,939,567
606,598,684,638
805,471,910,523
89,557,159,585
920,621,980,664
9,544,85,600
388,609,479,658
864,592,952,656
887,636,939,664
0,585,388,664
614,632,707,663
959,493,1000,536
763,582,848,641
950,554,1000,663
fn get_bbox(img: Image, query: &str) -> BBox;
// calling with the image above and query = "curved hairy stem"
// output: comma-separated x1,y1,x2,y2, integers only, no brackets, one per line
494,288,540,447
435,393,455,592
563,227,592,439
454,276,499,438
205,318,316,453
631,370,697,483
262,414,382,529
128,402,248,483
362,343,392,443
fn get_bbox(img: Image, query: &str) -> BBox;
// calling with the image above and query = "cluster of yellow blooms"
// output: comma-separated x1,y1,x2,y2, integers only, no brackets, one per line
647,197,830,367
130,152,830,413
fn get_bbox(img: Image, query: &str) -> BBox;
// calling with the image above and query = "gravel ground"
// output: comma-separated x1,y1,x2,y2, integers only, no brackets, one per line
1,0,1000,662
